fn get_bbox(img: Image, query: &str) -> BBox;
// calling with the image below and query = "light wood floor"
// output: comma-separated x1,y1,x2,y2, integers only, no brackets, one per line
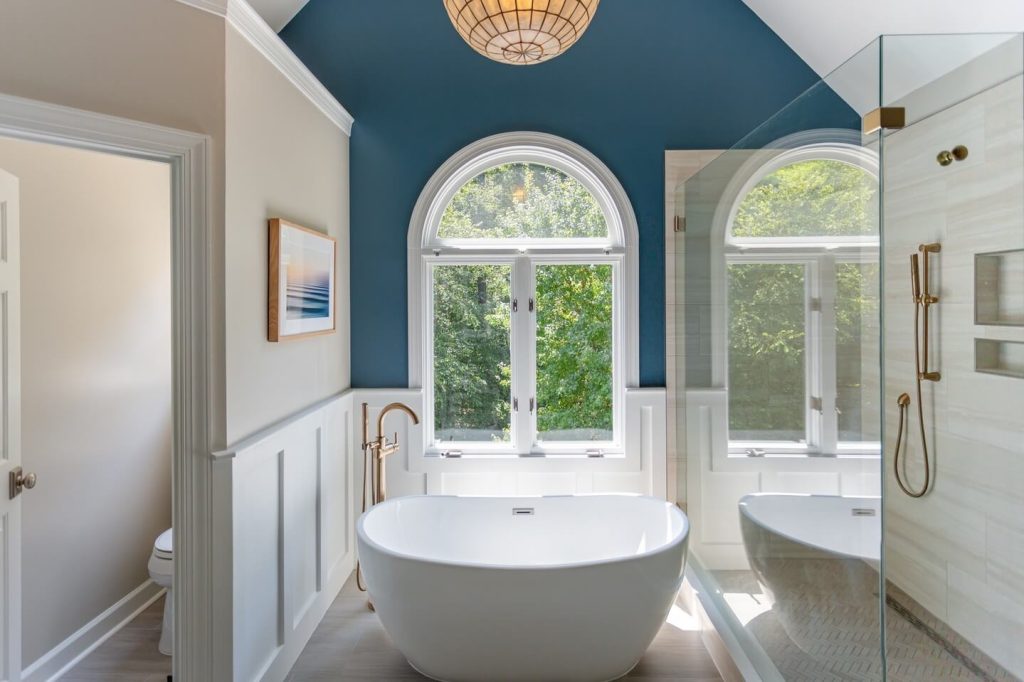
287,575,724,681
61,577,722,681
62,595,171,682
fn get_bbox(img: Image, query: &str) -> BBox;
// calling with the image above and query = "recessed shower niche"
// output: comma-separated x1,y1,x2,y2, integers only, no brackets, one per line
975,248,1024,326
975,338,1024,379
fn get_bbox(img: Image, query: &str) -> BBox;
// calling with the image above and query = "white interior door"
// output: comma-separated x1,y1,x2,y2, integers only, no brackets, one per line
0,167,22,682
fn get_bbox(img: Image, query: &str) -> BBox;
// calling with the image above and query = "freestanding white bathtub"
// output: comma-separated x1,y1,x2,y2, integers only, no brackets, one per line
357,495,689,682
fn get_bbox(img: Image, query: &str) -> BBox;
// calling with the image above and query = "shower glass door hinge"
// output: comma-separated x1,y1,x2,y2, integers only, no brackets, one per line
810,396,823,412
513,397,519,412
673,216,686,233
528,297,534,312
862,107,906,134
512,297,518,312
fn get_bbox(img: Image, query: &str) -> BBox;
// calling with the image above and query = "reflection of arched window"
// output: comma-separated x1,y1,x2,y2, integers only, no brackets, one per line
725,146,880,456
408,133,638,456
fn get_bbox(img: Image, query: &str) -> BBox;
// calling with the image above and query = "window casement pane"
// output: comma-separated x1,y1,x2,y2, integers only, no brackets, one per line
433,264,512,442
535,263,613,442
835,261,881,443
728,262,807,443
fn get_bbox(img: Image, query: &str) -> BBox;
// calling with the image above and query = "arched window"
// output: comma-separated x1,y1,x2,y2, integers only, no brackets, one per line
408,133,638,456
723,144,880,456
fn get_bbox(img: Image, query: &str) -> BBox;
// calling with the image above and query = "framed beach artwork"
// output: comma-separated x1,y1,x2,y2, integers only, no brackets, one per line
268,218,336,341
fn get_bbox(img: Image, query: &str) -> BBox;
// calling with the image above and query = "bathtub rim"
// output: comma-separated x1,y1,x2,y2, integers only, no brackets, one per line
356,493,690,572
738,492,880,562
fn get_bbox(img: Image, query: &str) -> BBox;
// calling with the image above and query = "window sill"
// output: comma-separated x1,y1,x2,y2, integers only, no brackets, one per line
426,448,625,460
727,451,880,459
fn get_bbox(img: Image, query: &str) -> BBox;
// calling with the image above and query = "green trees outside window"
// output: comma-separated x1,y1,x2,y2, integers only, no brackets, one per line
433,264,511,442
536,264,613,441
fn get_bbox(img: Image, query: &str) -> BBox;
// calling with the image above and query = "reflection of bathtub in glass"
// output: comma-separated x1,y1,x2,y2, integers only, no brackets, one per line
739,494,881,656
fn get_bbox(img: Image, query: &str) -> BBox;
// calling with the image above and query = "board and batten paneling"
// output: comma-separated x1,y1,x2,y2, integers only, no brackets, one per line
212,391,354,682
354,388,667,499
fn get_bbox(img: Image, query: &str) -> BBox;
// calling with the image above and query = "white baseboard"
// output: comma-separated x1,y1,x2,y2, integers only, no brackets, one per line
22,580,166,682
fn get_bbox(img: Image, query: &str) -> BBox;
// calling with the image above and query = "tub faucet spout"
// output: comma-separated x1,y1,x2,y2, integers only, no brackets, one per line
361,402,420,507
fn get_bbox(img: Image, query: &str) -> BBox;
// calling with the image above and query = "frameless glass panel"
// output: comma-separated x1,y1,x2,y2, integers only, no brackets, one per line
836,261,880,443
673,40,886,682
433,264,512,442
732,159,879,239
881,33,1024,681
727,262,807,443
535,264,613,442
438,163,608,240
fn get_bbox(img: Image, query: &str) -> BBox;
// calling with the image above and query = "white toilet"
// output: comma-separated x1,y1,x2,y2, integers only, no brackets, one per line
148,528,173,656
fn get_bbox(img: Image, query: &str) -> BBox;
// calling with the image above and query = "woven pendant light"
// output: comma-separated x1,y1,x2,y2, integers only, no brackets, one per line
443,0,600,66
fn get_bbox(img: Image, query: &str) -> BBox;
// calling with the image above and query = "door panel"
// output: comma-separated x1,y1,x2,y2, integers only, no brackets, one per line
0,167,21,682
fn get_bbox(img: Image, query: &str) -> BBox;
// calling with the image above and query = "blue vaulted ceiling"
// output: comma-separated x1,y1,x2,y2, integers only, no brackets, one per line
280,0,857,387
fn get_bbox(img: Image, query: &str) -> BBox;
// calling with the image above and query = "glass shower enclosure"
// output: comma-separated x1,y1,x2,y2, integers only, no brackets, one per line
670,33,1024,680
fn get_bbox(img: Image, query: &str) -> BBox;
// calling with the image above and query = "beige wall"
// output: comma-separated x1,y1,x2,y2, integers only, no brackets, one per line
0,137,173,665
224,26,350,444
883,71,1024,675
0,0,356,446
0,0,229,446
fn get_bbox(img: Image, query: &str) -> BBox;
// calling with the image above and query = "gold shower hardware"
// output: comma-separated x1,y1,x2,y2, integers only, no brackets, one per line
936,145,969,166
356,401,420,597
862,107,906,134
916,243,941,382
893,242,941,498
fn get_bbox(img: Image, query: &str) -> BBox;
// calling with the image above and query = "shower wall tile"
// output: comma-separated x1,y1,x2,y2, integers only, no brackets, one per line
665,150,726,508
883,73,1024,677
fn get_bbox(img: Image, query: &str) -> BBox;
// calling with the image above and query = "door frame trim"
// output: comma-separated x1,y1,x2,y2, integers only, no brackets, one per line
0,93,216,681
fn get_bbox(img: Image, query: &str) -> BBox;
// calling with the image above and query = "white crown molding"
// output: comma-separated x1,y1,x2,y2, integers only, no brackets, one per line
174,0,354,136
173,0,228,17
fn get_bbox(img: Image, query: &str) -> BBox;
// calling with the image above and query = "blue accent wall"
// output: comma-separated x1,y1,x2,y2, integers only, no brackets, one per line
281,0,853,388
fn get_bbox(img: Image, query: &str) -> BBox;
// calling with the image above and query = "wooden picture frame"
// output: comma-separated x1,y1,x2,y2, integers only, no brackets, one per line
268,218,337,341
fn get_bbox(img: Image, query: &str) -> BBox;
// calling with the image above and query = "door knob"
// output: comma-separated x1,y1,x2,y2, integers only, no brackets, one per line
9,467,37,499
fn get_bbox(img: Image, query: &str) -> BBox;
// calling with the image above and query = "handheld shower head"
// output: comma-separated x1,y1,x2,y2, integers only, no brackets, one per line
910,253,921,302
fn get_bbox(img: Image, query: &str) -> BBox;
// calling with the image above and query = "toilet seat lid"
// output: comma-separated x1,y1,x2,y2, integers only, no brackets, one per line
154,528,172,557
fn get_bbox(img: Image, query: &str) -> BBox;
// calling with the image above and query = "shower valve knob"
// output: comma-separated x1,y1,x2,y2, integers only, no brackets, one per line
936,145,968,166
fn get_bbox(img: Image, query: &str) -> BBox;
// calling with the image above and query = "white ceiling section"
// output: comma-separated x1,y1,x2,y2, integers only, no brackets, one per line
248,0,309,31
742,0,1024,77
743,0,1024,115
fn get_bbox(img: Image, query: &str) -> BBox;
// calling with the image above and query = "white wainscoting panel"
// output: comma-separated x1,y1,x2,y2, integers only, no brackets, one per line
354,388,666,500
212,391,354,682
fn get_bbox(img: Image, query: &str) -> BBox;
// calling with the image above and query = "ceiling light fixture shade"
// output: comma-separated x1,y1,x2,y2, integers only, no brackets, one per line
443,0,600,66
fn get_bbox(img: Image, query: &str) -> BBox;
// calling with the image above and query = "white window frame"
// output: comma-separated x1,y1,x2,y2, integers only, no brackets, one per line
408,132,639,458
713,139,881,458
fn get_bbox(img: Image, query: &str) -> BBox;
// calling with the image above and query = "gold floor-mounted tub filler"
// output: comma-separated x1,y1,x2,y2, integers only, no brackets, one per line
356,401,419,600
